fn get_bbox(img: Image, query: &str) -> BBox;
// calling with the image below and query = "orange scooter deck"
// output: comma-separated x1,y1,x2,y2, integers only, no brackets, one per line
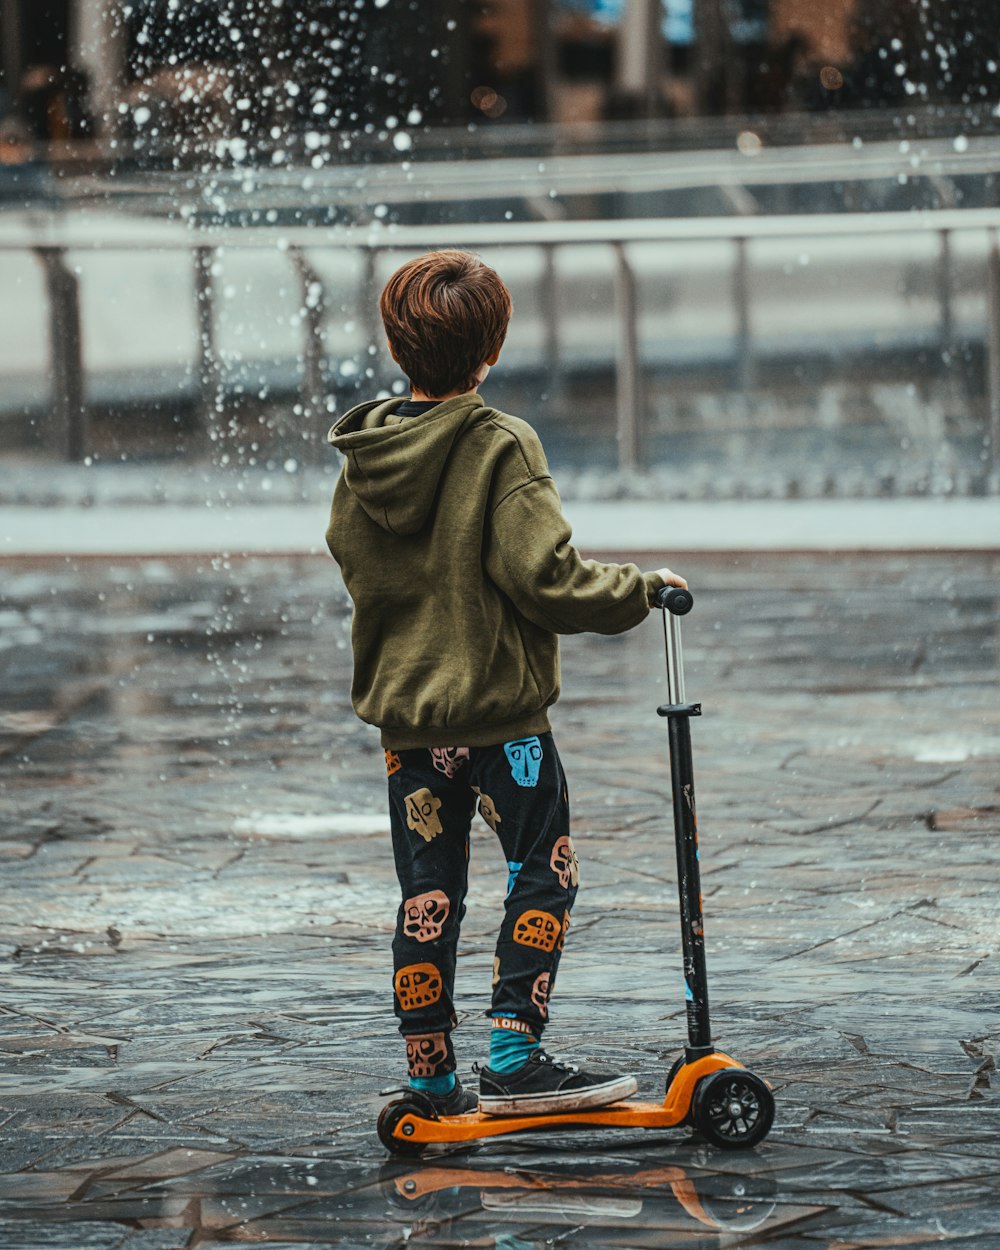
386,1161,724,1230
386,1052,741,1147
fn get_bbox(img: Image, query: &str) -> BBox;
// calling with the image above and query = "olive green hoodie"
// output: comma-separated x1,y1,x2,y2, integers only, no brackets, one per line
325,393,663,749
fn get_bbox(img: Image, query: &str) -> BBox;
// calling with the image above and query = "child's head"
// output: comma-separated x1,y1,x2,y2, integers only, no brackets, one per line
380,249,512,397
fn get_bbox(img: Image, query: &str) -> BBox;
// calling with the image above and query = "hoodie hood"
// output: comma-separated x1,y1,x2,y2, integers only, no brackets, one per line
327,394,485,536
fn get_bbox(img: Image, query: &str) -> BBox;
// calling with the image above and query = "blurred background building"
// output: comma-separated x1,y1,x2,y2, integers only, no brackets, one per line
3,0,1000,159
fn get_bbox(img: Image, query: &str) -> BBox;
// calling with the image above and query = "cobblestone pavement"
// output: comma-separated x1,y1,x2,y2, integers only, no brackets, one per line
0,550,997,1249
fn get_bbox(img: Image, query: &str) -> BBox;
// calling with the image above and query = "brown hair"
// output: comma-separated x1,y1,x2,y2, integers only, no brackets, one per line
379,250,512,397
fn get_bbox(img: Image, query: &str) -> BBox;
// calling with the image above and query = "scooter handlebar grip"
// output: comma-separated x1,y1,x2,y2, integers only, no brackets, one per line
654,585,694,615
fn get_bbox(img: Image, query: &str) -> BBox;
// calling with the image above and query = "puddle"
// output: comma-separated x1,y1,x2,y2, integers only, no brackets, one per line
0,1147,833,1248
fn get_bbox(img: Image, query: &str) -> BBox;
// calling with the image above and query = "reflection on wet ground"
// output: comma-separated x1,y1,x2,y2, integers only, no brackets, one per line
0,1147,814,1247
1,551,998,1248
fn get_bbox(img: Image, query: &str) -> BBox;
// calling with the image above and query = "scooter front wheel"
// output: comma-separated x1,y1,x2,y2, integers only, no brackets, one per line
691,1069,774,1149
377,1096,437,1157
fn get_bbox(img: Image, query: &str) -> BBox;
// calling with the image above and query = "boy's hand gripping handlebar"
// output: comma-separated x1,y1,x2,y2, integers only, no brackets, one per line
653,585,694,616
653,585,693,705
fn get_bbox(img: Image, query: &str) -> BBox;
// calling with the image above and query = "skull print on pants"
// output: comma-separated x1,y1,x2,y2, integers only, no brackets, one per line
394,962,443,1012
504,736,544,787
549,835,579,889
513,909,560,951
403,889,450,943
405,1031,450,1078
404,788,443,842
430,746,470,778
531,971,551,1019
558,908,571,952
472,786,501,832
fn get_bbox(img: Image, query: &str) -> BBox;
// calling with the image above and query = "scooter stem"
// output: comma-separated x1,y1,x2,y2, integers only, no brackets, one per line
654,586,713,1060
666,711,713,1056
663,608,686,705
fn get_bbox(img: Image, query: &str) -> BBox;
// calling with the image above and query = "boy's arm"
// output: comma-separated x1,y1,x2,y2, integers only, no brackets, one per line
485,476,666,636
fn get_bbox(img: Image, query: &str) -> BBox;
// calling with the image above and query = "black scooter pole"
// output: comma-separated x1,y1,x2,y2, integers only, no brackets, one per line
654,586,713,1061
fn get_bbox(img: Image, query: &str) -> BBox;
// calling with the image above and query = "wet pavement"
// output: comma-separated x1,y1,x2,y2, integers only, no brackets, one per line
1,549,998,1249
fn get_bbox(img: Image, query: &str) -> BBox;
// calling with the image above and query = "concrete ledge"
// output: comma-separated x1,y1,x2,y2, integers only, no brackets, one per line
568,498,1000,553
0,498,997,557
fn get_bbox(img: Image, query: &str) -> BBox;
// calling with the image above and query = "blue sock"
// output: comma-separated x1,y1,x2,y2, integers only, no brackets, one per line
409,1071,456,1095
490,1022,540,1073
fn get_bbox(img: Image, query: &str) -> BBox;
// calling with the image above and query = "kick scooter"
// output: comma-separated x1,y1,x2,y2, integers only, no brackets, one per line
377,585,775,1154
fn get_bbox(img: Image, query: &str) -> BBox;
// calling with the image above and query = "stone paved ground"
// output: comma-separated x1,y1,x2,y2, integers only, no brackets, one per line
0,549,998,1249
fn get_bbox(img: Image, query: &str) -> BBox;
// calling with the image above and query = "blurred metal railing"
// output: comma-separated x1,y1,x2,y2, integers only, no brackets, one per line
10,132,1000,226
7,206,1000,476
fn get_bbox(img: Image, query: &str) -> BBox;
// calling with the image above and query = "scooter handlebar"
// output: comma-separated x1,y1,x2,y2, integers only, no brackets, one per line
654,585,694,615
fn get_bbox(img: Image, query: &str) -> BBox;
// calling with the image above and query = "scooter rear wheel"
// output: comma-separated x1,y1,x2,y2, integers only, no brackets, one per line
691,1069,774,1149
696,1173,778,1229
377,1095,437,1157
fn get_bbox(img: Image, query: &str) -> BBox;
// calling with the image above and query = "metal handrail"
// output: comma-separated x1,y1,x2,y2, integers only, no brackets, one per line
4,205,1000,251
5,206,1000,474
7,132,1000,216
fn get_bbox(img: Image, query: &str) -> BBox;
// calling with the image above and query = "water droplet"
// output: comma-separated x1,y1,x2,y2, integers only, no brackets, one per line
392,131,413,152
736,130,762,156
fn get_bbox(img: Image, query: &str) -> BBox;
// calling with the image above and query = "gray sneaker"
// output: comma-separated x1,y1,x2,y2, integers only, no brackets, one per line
478,1049,637,1116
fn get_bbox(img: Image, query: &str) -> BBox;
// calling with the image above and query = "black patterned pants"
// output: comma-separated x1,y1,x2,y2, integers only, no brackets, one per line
386,731,579,1080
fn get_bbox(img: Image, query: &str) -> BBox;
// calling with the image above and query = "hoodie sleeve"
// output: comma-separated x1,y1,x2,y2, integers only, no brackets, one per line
485,476,664,636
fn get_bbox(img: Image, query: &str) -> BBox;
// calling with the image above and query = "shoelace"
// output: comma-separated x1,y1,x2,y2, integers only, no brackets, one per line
473,1050,583,1075
537,1049,581,1074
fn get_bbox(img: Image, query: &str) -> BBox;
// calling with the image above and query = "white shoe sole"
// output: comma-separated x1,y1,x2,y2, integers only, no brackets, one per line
479,1074,638,1117
481,1191,644,1218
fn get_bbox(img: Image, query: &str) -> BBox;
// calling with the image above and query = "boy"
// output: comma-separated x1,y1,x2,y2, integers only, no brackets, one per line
325,249,686,1117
